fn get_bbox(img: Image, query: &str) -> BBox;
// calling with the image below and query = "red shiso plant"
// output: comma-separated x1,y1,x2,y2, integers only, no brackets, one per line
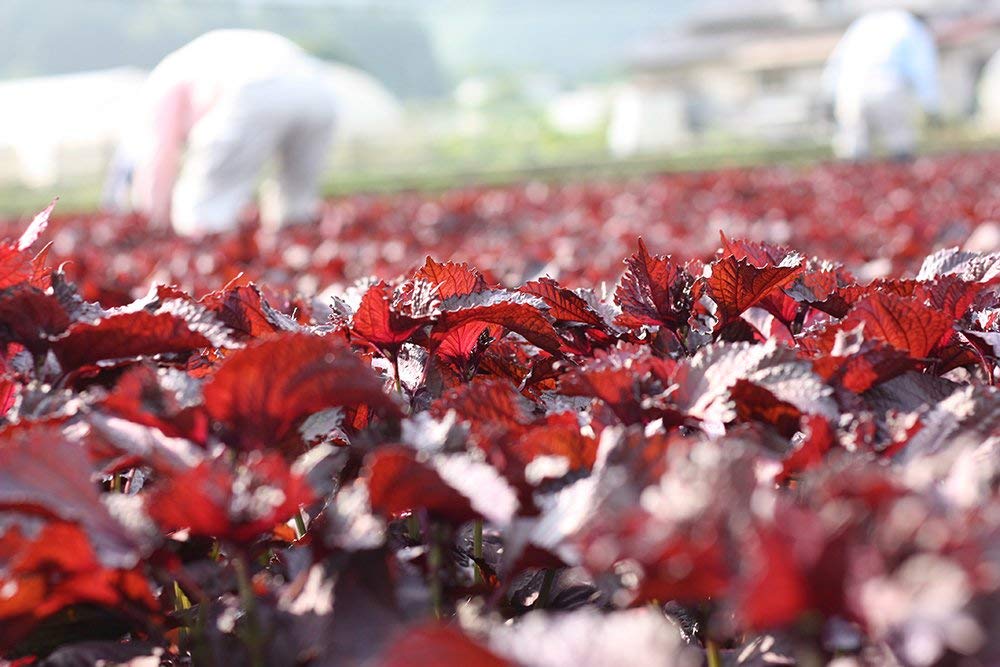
0,154,997,666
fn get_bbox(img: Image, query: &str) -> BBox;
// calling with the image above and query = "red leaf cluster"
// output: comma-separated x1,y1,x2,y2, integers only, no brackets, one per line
0,154,997,665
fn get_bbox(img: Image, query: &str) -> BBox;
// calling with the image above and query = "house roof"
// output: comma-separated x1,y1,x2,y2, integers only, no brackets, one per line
630,3,1000,74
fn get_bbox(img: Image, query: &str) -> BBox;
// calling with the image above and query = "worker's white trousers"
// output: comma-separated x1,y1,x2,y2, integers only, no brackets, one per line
833,88,918,161
171,76,336,236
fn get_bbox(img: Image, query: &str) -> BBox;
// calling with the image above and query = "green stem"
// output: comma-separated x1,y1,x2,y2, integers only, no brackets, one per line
406,514,421,542
472,520,484,585
706,639,722,667
233,556,265,667
173,581,191,647
428,526,443,619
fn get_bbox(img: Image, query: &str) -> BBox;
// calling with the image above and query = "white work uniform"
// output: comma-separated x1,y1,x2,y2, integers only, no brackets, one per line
126,30,338,235
823,11,940,160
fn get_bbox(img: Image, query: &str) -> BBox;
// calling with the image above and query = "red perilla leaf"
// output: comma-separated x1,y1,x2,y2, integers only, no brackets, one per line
203,333,399,453
98,363,207,444
199,278,288,340
614,238,694,330
509,420,599,476
776,415,837,483
0,245,37,292
50,310,215,371
705,254,804,329
433,290,562,355
0,521,155,653
804,325,918,393
560,344,677,425
433,377,532,433
146,452,314,543
671,340,837,433
917,247,1000,282
414,256,489,299
17,199,56,252
378,624,512,667
719,236,808,332
0,201,55,292
736,524,809,630
522,277,606,328
917,273,1000,320
719,233,801,269
366,446,475,523
352,280,438,352
841,292,954,359
0,421,145,569
0,286,71,355
365,445,518,526
579,509,731,605
433,320,501,370
729,379,803,438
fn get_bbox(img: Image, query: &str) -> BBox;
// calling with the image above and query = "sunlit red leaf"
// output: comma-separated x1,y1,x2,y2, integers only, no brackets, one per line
17,200,55,252
671,340,837,432
0,245,35,291
579,510,730,604
99,363,208,444
365,445,518,526
613,238,694,330
50,311,215,370
705,255,803,329
917,273,1000,320
433,377,532,433
522,277,605,328
199,279,287,340
203,333,399,452
841,292,954,358
352,281,437,352
776,415,837,483
146,453,314,542
0,202,55,292
414,257,489,299
729,379,803,438
433,321,502,371
433,290,562,355
720,233,799,268
509,421,598,475
917,247,1000,282
810,337,917,393
560,344,677,425
0,521,155,652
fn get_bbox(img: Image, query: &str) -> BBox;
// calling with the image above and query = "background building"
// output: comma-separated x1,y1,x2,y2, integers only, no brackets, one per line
613,0,1000,154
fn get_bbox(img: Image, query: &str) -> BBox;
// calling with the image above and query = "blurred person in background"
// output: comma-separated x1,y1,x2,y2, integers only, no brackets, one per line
105,30,338,236
822,10,941,162
977,48,1000,136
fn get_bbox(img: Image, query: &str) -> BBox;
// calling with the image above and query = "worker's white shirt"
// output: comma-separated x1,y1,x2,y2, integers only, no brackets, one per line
823,10,940,115
127,30,337,229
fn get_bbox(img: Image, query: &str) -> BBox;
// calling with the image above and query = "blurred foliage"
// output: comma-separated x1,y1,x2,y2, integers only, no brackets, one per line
4,121,999,218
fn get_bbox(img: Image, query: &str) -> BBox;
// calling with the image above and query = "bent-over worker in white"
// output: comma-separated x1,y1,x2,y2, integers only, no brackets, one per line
113,30,338,236
823,10,940,161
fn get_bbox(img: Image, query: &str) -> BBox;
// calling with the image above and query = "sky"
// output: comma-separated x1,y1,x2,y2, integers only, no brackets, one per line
1,0,701,92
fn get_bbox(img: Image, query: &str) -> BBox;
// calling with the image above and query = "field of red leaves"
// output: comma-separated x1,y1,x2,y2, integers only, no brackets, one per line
0,153,997,666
